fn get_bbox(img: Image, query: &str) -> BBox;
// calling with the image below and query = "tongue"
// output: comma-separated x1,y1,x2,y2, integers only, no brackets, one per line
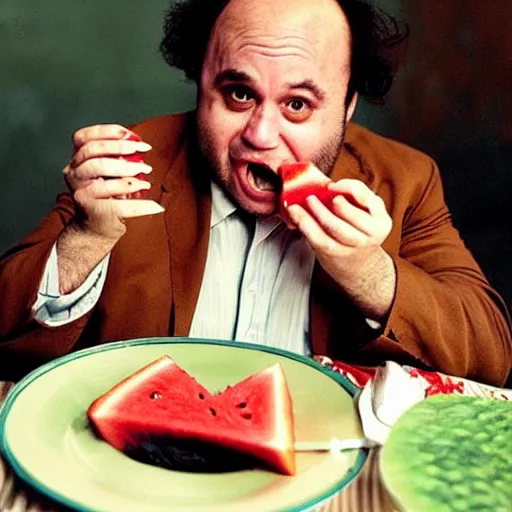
254,174,276,191
249,163,279,192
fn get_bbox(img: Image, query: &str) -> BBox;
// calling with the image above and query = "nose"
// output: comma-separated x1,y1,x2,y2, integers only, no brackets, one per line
241,104,280,150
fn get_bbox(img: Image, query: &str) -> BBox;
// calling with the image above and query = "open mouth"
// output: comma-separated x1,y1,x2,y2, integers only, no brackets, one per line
246,162,282,193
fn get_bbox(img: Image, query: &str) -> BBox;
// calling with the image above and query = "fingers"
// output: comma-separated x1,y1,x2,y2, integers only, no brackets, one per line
327,179,384,216
68,123,151,174
309,196,369,246
64,157,152,183
326,180,391,240
64,124,153,194
287,179,392,251
76,176,152,200
75,184,164,219
72,124,140,149
115,199,165,218
330,195,374,236
325,191,390,240
289,202,366,249
71,139,152,168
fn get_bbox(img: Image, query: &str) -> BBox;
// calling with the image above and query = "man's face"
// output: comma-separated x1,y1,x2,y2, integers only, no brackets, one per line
196,0,357,217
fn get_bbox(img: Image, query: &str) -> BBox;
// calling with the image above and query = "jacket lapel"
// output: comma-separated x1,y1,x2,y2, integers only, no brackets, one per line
161,129,212,336
98,113,212,342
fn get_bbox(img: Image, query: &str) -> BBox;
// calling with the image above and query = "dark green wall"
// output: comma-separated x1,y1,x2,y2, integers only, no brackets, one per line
1,0,195,251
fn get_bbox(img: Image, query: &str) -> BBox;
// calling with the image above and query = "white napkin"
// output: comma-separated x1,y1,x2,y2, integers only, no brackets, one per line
357,361,425,444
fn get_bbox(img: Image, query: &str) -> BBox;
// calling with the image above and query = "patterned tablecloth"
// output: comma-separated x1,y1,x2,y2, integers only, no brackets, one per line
2,358,509,512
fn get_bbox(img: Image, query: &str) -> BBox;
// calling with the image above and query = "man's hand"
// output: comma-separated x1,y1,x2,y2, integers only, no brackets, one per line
64,124,164,239
286,178,396,322
57,124,164,294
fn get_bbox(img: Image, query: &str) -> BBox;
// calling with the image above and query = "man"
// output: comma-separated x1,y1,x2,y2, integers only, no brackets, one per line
0,0,510,385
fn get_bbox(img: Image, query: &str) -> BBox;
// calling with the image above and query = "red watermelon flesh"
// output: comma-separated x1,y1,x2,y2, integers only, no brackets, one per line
277,162,334,228
118,132,148,199
87,356,296,475
277,161,368,229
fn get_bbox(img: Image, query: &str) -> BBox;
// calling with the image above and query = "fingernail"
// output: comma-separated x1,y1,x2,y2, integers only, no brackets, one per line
136,177,152,188
135,142,152,152
149,203,165,214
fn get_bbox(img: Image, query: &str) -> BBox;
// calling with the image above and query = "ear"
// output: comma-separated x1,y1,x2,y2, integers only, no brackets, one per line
346,92,359,122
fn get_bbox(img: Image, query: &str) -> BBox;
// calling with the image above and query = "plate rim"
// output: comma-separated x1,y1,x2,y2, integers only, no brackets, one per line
0,337,367,512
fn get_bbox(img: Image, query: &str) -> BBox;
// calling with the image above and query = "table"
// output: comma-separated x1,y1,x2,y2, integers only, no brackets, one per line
0,380,396,512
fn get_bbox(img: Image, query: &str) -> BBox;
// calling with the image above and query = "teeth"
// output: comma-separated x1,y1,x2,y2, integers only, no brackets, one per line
254,174,276,191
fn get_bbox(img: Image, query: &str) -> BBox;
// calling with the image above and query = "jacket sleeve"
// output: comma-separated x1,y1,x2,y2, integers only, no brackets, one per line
361,159,512,386
0,192,93,371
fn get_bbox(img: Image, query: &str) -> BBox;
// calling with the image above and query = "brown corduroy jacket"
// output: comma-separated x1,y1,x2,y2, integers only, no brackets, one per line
0,112,510,385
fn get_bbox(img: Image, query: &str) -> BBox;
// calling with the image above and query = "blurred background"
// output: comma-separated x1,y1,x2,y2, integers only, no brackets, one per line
1,0,511,308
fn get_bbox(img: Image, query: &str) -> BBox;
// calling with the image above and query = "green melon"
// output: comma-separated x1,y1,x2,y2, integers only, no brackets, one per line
380,394,512,512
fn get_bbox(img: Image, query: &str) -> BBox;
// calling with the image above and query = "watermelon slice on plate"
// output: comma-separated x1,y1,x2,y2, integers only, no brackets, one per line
87,356,296,475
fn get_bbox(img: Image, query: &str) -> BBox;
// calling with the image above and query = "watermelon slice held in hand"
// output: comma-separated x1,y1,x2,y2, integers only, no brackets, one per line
87,356,296,475
277,162,368,229
277,162,334,229
119,132,148,199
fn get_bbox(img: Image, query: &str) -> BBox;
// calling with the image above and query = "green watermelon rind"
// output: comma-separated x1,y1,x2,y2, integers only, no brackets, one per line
380,394,512,512
0,336,367,512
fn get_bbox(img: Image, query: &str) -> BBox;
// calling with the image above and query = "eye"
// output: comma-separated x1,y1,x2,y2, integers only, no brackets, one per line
283,98,313,122
224,86,256,111
231,88,254,102
289,99,306,111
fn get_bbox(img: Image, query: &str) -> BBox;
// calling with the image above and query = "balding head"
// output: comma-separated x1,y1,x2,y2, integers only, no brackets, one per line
161,0,406,103
210,0,352,74
219,0,348,31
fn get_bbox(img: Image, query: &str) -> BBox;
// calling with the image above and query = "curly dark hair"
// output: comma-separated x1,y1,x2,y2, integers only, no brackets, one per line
159,0,408,104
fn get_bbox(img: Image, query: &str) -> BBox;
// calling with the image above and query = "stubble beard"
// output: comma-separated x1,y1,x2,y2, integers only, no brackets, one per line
311,119,347,176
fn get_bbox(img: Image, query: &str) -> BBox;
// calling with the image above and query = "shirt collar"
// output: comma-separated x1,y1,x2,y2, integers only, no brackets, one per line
210,179,285,239
210,180,238,228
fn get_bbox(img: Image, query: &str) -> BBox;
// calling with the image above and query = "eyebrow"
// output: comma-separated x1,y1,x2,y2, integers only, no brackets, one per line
214,69,255,87
214,69,326,101
285,80,326,101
